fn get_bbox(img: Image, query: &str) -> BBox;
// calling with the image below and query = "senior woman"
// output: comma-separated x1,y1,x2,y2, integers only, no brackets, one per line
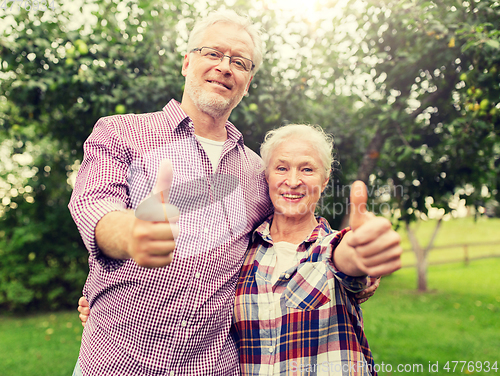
232,124,401,375
77,124,401,375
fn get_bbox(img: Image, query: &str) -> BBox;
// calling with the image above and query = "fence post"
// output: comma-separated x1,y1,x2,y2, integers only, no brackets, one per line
464,244,469,266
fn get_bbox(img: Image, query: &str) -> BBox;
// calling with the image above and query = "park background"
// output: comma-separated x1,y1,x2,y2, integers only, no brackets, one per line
0,0,499,374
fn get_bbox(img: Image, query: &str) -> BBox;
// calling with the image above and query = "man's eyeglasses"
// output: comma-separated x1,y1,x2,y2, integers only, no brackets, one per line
190,47,254,73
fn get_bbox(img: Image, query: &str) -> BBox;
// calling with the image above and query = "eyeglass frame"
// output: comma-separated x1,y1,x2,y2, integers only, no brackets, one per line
190,47,255,72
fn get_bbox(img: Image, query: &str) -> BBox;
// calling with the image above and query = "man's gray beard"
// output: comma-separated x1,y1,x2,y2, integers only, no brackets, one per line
185,78,240,119
197,94,232,118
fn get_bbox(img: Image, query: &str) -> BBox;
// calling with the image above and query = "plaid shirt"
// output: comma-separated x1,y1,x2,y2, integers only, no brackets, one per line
69,99,271,376
232,216,377,376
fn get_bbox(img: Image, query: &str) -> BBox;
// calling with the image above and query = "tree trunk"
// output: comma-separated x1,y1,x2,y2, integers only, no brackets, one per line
416,248,427,292
406,222,427,291
340,126,388,229
406,219,443,292
356,125,387,184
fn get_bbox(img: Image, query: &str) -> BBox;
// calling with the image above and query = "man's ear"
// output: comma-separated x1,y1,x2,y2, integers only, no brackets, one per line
244,75,254,96
181,54,190,77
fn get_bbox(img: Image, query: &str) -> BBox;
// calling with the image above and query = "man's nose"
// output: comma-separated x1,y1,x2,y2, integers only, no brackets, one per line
216,56,232,74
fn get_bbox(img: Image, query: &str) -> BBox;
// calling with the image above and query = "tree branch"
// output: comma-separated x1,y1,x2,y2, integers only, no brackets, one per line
424,217,443,255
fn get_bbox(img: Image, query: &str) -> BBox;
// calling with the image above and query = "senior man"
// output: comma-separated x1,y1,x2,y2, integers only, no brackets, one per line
69,10,272,376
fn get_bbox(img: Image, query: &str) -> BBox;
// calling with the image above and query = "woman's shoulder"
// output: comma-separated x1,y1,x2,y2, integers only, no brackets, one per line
308,217,339,242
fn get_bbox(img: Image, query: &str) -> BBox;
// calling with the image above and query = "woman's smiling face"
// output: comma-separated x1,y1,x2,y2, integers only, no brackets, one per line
266,137,329,219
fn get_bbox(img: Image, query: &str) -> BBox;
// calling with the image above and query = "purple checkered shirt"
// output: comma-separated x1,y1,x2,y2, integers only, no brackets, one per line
69,99,271,376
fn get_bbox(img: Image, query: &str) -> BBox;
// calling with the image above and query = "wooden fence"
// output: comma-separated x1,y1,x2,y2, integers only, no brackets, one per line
400,240,500,268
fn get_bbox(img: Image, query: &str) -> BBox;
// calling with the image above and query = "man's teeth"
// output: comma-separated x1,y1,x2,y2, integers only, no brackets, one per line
209,80,228,89
282,194,303,199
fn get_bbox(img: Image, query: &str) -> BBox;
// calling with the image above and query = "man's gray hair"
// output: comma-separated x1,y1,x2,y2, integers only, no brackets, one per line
187,9,264,73
260,124,334,178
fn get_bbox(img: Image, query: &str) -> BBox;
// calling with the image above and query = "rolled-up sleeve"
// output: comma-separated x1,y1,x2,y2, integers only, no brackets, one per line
325,228,371,293
68,116,131,268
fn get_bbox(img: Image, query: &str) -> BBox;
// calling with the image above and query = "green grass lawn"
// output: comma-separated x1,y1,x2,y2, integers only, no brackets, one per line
363,258,500,375
1,217,499,376
0,311,82,375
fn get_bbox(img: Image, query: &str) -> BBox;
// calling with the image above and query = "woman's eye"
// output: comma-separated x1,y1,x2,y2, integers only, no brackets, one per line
277,167,286,172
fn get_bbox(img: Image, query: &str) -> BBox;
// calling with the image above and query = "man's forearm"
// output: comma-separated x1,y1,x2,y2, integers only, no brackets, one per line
95,210,135,260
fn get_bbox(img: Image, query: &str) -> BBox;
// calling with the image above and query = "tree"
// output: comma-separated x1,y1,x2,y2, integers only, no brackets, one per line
0,0,191,311
336,0,500,291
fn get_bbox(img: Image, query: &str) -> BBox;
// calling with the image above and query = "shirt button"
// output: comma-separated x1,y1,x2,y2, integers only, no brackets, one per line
181,320,187,327
170,371,175,376
203,227,209,233
194,272,201,279
284,273,291,279
268,347,274,353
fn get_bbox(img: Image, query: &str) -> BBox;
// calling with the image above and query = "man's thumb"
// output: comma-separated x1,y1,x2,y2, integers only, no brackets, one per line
349,180,370,231
135,159,178,222
152,159,173,200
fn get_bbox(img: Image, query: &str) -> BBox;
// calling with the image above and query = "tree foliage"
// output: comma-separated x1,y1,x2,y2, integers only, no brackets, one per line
1,0,202,311
335,0,500,290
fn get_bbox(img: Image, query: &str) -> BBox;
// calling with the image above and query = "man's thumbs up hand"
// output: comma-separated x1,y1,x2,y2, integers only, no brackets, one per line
127,159,180,268
152,159,174,196
346,180,402,277
135,159,180,223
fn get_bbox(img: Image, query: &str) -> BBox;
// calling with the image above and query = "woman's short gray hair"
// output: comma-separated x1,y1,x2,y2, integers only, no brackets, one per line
186,10,264,73
260,124,334,178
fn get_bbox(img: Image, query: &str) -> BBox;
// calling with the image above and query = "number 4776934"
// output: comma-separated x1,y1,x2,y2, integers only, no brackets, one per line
443,361,498,373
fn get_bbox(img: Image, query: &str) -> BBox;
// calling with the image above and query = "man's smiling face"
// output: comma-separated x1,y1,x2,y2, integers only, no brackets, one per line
181,22,254,119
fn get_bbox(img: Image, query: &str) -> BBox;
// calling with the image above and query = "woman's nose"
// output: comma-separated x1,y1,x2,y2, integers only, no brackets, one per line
285,170,301,187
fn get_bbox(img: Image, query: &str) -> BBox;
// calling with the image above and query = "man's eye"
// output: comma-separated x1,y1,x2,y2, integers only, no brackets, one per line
207,52,220,58
232,59,245,67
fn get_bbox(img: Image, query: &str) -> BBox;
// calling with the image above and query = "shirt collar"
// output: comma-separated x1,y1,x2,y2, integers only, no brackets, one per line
163,99,190,130
162,99,245,147
225,120,245,147
252,215,333,245
252,214,274,244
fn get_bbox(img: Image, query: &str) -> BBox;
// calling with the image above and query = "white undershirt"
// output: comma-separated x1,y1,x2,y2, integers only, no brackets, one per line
195,135,225,171
271,241,301,284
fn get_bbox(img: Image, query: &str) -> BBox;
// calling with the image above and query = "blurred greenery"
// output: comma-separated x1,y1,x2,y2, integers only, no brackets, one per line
0,0,499,309
346,0,500,222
